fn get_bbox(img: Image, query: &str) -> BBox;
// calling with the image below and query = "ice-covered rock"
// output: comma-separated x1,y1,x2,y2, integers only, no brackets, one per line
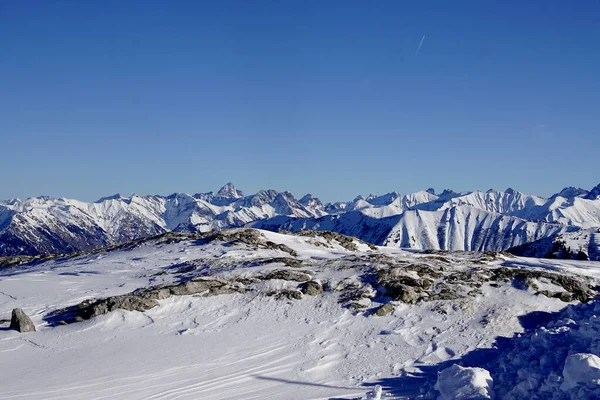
435,364,494,400
561,353,600,390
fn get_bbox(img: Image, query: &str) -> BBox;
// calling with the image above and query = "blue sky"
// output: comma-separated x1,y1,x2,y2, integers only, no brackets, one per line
1,1,599,202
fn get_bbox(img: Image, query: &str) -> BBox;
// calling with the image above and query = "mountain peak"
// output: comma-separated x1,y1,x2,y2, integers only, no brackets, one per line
96,193,124,203
216,183,244,199
585,183,600,200
552,186,589,199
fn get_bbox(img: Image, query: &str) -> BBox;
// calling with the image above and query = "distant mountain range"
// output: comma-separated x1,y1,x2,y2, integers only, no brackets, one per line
2,182,600,260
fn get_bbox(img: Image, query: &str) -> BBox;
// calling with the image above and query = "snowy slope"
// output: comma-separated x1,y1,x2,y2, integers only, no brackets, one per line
253,206,573,252
1,229,599,399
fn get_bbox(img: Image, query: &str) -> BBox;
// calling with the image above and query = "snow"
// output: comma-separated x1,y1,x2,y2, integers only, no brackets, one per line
434,364,494,400
365,384,382,400
1,229,600,399
562,353,600,390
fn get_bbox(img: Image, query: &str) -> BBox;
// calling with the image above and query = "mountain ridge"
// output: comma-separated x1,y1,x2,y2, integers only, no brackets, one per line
1,182,599,259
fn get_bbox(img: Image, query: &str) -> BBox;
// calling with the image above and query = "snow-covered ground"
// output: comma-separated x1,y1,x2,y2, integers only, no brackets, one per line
1,229,599,399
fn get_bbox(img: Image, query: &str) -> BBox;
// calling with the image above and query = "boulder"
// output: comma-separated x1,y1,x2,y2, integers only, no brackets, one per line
299,281,323,296
374,302,394,317
9,308,36,332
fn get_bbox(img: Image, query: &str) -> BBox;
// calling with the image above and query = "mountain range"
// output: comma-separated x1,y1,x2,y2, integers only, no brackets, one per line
1,182,600,260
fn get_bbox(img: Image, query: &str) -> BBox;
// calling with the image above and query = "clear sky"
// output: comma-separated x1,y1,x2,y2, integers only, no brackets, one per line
1,1,599,203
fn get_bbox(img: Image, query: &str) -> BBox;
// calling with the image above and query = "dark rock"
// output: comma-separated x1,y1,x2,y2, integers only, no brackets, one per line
259,269,312,282
213,229,263,246
299,281,323,296
133,287,172,300
268,289,303,300
491,267,593,303
168,278,242,296
392,285,419,304
538,290,574,302
90,296,159,318
264,241,298,257
9,308,36,332
257,257,302,268
406,263,445,278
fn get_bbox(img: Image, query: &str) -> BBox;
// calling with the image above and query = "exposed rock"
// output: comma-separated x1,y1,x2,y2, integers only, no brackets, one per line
133,287,172,301
46,277,246,324
268,289,303,300
90,296,159,318
405,263,445,278
213,229,263,246
391,284,419,304
259,269,312,282
168,278,243,296
264,241,298,257
332,277,362,292
9,308,36,332
432,286,464,301
256,257,302,268
374,302,395,316
491,267,593,302
538,290,573,302
299,281,323,296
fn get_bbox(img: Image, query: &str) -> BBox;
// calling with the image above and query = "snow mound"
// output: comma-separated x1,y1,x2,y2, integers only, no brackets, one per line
434,364,494,400
561,353,600,390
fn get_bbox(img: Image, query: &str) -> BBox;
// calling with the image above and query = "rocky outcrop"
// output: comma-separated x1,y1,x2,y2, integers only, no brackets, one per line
46,277,247,325
89,296,159,318
259,269,312,282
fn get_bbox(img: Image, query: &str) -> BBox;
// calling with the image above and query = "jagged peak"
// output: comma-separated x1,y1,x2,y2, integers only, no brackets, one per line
299,193,322,204
584,183,600,200
216,183,244,199
426,188,436,195
552,186,589,200
96,194,125,203
438,189,458,198
367,191,401,206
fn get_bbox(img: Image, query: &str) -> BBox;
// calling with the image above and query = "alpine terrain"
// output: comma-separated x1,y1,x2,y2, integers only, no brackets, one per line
2,228,600,399
2,183,600,260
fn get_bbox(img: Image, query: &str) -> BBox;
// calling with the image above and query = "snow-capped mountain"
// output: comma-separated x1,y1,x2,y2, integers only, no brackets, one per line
252,184,600,260
0,184,324,256
1,183,600,259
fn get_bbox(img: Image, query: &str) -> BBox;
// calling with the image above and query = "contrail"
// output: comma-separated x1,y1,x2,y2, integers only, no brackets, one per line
416,34,425,55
